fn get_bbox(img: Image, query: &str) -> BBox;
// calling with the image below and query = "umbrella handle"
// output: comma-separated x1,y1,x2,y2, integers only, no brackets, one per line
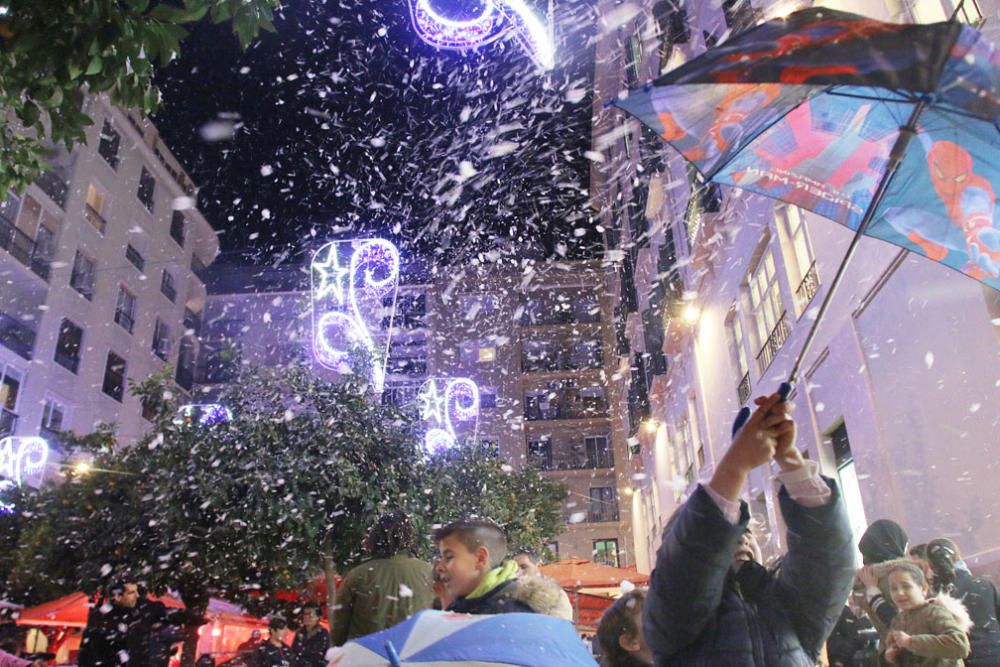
731,382,793,437
385,641,402,667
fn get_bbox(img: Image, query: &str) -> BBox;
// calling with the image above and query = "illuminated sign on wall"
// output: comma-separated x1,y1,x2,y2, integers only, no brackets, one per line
310,239,401,392
175,404,233,427
0,437,50,512
407,0,555,70
417,377,480,454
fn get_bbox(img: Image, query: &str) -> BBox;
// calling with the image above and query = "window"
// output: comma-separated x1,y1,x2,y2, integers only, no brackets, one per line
41,397,68,433
70,251,96,300
0,365,22,436
84,185,107,233
545,541,560,559
170,211,186,247
102,352,127,402
461,295,497,320
748,248,788,373
625,31,642,87
114,286,137,333
775,205,819,315
726,307,751,403
722,0,757,33
586,435,614,468
137,167,156,212
478,346,496,363
528,438,553,470
588,486,620,523
54,319,83,374
652,1,689,71
152,319,171,360
593,539,620,567
825,420,869,545
98,119,121,169
479,387,497,409
125,244,145,271
160,270,177,302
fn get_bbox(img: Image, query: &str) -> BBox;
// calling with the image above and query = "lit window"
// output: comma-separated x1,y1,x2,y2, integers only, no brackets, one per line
478,346,496,363
593,538,620,567
775,205,819,315
84,185,107,233
748,247,787,373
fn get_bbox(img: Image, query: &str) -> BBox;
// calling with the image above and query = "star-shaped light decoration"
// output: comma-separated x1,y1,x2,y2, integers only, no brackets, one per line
312,244,350,305
418,378,445,425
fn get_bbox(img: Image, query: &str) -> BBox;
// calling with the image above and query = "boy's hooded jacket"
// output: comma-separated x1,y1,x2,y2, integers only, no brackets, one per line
448,562,573,619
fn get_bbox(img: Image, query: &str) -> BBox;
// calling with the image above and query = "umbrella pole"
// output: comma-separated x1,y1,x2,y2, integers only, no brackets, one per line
785,99,928,384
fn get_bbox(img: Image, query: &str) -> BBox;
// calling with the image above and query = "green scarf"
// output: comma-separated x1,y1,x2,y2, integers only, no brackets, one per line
466,560,520,600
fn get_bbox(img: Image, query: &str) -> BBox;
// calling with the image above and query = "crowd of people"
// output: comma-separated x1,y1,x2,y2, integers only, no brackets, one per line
8,393,998,667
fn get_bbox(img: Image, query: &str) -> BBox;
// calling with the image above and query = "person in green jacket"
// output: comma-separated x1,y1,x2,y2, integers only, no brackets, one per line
330,511,434,646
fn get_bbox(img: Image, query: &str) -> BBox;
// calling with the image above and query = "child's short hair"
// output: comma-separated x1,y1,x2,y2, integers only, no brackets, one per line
433,518,508,569
596,590,646,667
887,561,927,587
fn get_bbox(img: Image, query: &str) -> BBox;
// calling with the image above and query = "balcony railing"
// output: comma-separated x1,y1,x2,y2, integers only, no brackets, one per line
0,409,17,437
85,205,107,234
36,170,69,208
531,457,615,472
521,352,603,373
755,311,790,375
54,348,80,374
0,215,50,281
587,506,620,523
957,0,984,25
524,400,609,422
737,371,752,404
0,311,37,360
114,308,135,333
794,260,820,310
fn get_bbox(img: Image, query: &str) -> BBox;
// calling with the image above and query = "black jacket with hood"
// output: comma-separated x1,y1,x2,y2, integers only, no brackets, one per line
643,479,855,667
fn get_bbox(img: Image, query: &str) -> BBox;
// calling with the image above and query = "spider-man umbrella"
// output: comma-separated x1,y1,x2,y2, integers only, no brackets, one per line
327,610,597,666
612,6,1000,400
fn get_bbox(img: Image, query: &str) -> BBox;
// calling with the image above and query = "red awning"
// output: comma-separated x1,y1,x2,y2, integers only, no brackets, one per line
17,592,263,629
540,559,650,591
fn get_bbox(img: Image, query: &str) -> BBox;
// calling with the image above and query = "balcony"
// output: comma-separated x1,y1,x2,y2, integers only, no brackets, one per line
0,311,37,360
521,347,603,374
0,215,50,281
530,456,615,472
0,409,16,437
84,205,107,234
794,260,820,311
737,371,752,404
756,311,790,375
524,397,609,422
36,170,69,209
114,308,135,334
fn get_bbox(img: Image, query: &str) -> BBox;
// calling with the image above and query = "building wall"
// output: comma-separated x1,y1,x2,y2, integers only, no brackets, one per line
0,95,217,464
592,0,1000,577
198,258,636,566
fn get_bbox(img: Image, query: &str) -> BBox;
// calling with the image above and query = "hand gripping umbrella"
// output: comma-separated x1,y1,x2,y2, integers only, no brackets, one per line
327,610,598,666
611,6,1000,430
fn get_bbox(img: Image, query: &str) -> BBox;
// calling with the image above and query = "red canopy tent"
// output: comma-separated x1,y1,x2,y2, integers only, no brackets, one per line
540,559,649,596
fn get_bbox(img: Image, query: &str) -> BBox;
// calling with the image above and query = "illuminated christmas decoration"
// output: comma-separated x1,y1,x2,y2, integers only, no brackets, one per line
0,437,50,512
310,239,401,392
176,404,233,427
407,0,555,70
417,377,481,454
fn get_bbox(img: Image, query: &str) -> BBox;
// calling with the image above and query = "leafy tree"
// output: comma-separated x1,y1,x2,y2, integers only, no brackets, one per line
0,0,279,193
12,364,566,660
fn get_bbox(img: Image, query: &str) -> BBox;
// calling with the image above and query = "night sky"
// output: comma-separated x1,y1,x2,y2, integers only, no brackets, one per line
154,0,601,266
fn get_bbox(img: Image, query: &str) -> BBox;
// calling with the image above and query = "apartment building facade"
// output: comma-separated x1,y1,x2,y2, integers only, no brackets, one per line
0,95,217,465
196,257,636,566
592,0,1000,577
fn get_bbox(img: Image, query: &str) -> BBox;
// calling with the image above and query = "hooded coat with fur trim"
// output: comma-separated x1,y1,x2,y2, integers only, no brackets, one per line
884,593,972,667
855,557,912,639
447,574,573,619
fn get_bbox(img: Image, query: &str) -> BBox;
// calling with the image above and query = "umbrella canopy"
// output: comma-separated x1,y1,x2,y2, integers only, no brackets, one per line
328,610,597,667
539,559,648,591
612,6,1000,385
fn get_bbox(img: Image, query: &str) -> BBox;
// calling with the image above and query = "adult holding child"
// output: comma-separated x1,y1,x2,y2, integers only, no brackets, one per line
642,392,855,666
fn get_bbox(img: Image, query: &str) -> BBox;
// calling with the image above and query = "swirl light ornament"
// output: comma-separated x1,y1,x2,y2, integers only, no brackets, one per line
0,437,50,513
407,0,555,70
417,377,481,454
311,239,401,392
175,404,233,427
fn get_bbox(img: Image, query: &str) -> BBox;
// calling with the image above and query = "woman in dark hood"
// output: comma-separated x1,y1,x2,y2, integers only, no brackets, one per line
858,519,908,565
855,519,909,640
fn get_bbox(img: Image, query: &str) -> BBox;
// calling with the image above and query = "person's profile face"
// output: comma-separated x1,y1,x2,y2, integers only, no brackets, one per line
513,554,540,577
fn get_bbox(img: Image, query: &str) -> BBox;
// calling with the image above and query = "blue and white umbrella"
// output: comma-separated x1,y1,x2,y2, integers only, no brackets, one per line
327,610,597,667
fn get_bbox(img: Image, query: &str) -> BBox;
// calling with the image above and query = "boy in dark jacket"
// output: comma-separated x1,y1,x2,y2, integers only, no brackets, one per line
252,619,293,667
433,518,567,616
643,393,855,666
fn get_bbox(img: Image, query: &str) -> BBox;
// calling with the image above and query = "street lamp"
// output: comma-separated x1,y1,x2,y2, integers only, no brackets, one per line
681,303,701,325
73,461,92,476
